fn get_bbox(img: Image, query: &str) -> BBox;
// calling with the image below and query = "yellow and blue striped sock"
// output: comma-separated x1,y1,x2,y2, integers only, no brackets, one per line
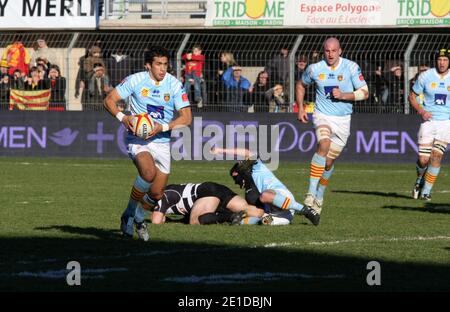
308,153,326,195
421,166,440,195
273,192,304,212
316,166,334,200
123,175,151,220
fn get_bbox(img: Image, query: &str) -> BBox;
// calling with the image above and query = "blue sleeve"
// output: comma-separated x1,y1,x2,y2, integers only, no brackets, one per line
350,63,367,90
115,75,135,99
222,67,235,88
302,66,313,86
412,73,425,95
173,80,190,110
241,78,251,90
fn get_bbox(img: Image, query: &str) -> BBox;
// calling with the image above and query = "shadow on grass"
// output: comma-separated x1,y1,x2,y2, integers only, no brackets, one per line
35,225,122,240
0,225,449,292
333,190,412,200
382,203,450,215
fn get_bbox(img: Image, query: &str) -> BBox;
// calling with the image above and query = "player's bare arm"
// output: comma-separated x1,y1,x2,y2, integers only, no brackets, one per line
104,88,133,131
332,85,369,101
149,106,192,138
408,90,432,121
295,80,309,123
211,147,255,160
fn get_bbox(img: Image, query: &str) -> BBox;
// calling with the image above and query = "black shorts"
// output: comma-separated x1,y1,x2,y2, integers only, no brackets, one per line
196,182,237,212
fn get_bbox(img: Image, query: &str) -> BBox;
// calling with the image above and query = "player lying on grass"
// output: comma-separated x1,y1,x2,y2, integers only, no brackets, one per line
150,182,264,225
211,147,320,226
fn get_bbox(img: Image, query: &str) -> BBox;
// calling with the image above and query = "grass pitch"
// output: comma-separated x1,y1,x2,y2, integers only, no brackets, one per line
0,157,449,291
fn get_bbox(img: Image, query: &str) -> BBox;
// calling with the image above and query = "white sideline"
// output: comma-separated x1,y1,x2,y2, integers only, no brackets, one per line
163,272,345,284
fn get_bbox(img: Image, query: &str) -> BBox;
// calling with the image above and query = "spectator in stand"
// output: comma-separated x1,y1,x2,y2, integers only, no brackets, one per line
24,66,49,91
216,51,237,105
410,63,430,90
266,83,289,113
86,63,111,111
265,47,290,100
30,38,57,68
386,64,405,111
295,55,308,81
48,65,66,111
249,70,270,112
0,73,10,110
77,46,106,107
182,45,205,108
11,69,25,90
1,36,31,76
222,65,251,112
36,57,49,80
107,48,134,87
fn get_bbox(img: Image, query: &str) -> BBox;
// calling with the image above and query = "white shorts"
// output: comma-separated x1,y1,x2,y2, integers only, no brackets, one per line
128,142,171,174
313,112,351,147
418,120,450,145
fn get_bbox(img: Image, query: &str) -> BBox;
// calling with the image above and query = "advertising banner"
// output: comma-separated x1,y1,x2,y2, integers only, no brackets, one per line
205,0,286,27
0,112,439,164
0,0,98,29
205,0,450,27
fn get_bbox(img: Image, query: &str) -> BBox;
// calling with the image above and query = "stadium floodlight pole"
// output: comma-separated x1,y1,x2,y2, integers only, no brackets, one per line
404,34,419,114
289,35,303,112
66,32,80,111
177,33,191,81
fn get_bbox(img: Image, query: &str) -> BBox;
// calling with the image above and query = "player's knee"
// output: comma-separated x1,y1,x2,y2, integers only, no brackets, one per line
418,156,429,167
259,190,275,203
140,169,156,183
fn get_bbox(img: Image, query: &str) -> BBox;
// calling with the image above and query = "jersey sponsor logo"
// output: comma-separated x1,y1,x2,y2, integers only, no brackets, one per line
147,105,165,119
328,73,335,79
140,88,149,97
431,82,437,89
439,82,445,88
324,86,338,99
318,73,326,81
182,93,189,102
164,93,170,102
359,74,365,81
447,86,450,92
338,74,344,81
434,94,447,105
152,89,160,98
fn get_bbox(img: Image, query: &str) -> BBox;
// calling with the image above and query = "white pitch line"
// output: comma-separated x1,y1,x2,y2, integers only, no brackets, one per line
308,236,450,246
163,272,345,284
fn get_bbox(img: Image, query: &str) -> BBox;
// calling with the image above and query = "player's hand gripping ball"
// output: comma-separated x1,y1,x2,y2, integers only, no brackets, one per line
131,113,154,140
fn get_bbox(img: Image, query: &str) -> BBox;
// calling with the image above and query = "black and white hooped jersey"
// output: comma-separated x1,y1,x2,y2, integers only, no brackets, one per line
155,183,200,215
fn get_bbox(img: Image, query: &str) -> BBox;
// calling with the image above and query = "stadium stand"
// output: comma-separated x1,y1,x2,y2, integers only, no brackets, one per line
1,30,448,112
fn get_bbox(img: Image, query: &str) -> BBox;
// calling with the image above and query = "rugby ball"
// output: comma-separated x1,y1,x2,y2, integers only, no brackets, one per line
131,113,154,140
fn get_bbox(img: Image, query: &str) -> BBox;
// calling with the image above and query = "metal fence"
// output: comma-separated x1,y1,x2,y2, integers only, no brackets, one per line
0,32,448,113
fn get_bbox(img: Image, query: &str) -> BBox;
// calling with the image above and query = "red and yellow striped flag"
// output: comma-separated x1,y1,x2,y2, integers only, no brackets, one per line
9,89,51,111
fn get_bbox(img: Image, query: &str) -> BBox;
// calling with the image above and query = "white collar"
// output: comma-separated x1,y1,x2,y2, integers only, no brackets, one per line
433,68,450,80
148,72,167,86
327,57,342,71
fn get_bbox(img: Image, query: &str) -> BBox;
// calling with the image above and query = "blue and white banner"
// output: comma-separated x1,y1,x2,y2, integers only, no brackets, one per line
0,112,438,164
0,0,99,29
